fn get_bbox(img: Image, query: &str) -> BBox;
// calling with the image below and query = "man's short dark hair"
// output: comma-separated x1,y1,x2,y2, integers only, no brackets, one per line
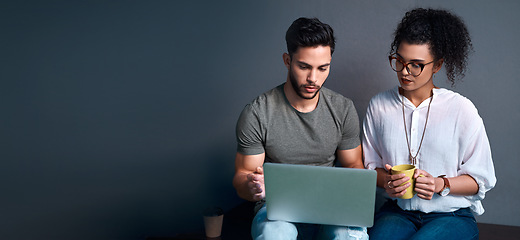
285,17,335,57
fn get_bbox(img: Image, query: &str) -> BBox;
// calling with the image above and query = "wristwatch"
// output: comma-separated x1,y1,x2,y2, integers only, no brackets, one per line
438,175,451,196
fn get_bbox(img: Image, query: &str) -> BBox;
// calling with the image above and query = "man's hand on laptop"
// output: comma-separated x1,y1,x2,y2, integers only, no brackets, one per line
247,167,265,201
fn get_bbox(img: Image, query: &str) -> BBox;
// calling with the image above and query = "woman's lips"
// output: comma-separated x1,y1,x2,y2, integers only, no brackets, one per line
401,78,413,84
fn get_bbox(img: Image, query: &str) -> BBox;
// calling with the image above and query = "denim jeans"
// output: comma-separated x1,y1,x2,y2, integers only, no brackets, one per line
251,204,368,240
368,200,478,240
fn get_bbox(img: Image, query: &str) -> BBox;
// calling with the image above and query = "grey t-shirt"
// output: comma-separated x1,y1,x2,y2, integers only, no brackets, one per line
236,83,360,167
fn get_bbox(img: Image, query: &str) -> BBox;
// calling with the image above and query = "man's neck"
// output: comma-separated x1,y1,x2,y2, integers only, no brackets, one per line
283,83,320,113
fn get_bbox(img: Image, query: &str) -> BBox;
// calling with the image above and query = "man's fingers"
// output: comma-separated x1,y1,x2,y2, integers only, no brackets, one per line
252,192,265,201
247,173,255,181
248,173,258,182
248,168,264,182
248,181,263,192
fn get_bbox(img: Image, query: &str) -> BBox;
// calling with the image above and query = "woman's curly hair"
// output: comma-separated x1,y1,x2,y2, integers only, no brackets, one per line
390,8,473,86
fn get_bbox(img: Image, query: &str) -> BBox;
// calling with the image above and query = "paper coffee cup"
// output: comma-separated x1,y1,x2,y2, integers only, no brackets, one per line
203,207,224,238
391,164,417,199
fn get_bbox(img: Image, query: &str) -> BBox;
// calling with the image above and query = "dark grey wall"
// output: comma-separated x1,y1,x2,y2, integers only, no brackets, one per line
2,0,519,239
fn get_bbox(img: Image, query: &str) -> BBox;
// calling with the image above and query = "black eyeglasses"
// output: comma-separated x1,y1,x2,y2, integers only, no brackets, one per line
389,55,434,77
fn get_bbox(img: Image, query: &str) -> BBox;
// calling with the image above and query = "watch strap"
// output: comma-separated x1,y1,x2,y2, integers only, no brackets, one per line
438,175,450,195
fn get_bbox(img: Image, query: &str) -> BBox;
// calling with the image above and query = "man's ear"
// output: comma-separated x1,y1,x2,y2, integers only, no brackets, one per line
283,53,291,69
433,59,444,74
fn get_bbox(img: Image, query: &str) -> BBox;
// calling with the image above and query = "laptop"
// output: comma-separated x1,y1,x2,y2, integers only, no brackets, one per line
263,162,377,227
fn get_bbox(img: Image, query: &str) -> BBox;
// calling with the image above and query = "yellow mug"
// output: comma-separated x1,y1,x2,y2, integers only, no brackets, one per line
391,164,420,199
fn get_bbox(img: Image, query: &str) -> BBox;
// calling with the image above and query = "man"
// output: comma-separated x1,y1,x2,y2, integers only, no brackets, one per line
233,17,367,240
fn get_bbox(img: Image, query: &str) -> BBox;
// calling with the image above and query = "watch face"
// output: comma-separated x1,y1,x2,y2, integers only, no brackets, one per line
440,187,450,196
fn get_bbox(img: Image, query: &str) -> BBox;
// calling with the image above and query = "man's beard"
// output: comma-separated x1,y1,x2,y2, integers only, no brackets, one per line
289,68,321,100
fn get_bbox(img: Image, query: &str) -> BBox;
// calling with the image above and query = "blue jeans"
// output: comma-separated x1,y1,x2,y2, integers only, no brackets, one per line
368,200,478,240
251,204,368,240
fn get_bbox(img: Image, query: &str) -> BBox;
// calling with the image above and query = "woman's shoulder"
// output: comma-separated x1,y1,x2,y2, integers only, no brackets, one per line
369,87,399,105
436,88,477,110
436,88,481,122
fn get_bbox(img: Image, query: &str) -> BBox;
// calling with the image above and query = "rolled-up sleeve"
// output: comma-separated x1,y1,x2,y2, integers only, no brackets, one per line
456,105,496,214
458,121,496,199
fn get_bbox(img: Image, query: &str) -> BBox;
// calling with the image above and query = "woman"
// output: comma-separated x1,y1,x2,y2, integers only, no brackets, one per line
362,8,496,239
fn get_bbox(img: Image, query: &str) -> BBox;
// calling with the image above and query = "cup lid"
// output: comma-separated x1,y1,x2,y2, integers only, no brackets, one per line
203,206,224,216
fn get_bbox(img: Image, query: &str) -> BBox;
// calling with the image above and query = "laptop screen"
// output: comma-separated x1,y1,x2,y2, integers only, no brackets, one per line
263,163,377,227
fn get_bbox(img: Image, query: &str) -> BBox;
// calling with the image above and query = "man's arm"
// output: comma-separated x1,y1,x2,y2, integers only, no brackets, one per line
232,152,265,202
336,145,364,169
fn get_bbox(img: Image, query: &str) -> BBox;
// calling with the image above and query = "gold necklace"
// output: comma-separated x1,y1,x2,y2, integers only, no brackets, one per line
401,91,433,166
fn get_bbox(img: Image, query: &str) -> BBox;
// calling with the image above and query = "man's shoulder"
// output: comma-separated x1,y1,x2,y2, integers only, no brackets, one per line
248,84,285,108
320,87,354,107
242,84,285,112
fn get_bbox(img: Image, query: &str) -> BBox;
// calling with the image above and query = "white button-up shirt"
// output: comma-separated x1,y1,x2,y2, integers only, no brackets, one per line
362,86,496,215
